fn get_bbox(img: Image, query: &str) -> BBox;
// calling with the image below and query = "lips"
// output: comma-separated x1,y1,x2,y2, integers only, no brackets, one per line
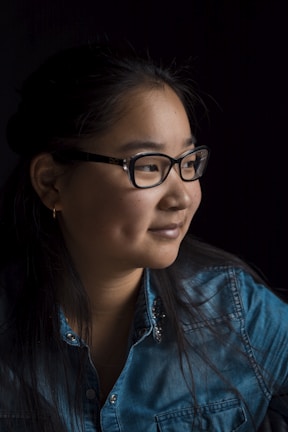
148,223,184,239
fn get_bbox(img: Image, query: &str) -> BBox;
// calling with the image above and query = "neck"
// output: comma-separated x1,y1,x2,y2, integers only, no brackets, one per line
61,264,144,321
62,267,143,371
83,267,144,314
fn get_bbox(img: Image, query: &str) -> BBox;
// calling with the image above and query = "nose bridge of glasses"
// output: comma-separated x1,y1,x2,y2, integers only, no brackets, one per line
159,153,190,180
170,156,182,177
156,154,179,180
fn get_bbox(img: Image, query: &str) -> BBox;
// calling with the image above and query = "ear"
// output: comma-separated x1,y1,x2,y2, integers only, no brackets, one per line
30,153,63,211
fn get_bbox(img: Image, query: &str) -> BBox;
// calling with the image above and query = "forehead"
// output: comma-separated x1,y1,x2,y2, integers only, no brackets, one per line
82,85,192,156
110,85,190,134
121,84,187,115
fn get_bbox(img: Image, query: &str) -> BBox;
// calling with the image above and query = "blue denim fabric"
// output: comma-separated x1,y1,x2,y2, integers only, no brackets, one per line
1,260,288,431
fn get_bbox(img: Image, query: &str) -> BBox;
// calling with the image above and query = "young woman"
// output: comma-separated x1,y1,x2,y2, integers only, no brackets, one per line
0,41,287,431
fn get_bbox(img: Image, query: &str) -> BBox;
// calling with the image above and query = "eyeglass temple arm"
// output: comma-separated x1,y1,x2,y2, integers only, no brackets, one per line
52,150,125,167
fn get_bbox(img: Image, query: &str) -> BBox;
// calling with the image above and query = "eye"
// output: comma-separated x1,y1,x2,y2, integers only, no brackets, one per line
182,159,195,169
182,155,197,169
134,156,163,173
135,163,159,172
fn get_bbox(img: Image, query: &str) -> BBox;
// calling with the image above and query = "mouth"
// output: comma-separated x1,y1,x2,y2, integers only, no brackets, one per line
148,223,184,240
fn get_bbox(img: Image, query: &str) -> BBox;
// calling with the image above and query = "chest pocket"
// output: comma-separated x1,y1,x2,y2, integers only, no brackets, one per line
155,398,246,432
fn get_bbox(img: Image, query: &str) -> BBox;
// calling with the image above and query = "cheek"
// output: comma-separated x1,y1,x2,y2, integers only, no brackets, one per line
59,180,149,240
187,180,202,206
185,183,202,225
194,183,202,208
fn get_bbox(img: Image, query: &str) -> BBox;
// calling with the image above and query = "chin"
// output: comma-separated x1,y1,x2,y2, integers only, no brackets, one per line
142,249,180,270
129,238,184,270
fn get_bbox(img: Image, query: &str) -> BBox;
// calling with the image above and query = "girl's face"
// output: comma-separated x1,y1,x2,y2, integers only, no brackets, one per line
56,85,202,274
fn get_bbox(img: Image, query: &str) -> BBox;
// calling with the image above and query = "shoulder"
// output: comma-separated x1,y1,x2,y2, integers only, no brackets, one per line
167,235,288,324
167,237,288,390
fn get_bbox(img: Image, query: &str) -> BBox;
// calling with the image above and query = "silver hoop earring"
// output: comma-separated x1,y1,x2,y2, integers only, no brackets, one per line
52,207,57,220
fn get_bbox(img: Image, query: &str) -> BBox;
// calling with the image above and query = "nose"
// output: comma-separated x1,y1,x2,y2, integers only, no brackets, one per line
158,167,197,211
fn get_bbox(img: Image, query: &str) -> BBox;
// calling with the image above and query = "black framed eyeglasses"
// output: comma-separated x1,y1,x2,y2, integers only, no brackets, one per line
53,145,210,189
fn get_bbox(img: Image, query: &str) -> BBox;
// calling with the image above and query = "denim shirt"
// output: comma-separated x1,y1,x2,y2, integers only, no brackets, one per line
1,254,288,431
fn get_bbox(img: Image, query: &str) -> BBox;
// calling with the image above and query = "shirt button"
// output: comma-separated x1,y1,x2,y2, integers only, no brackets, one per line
66,332,77,342
86,389,96,400
109,394,117,404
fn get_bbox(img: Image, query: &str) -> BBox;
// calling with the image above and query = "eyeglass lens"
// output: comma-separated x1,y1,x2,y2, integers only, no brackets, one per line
133,149,208,188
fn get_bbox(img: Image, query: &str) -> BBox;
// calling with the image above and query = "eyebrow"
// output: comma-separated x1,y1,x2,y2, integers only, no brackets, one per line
119,135,197,153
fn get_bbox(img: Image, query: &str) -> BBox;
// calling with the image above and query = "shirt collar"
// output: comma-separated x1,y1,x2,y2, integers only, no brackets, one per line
132,268,166,344
59,268,166,346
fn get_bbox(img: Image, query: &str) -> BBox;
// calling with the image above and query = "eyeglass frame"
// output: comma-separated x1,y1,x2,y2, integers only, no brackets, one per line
52,145,210,189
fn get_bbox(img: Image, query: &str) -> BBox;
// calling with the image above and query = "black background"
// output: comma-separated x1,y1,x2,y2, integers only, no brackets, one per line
0,0,287,288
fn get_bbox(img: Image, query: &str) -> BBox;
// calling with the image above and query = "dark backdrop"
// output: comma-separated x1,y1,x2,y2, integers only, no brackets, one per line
0,0,287,288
